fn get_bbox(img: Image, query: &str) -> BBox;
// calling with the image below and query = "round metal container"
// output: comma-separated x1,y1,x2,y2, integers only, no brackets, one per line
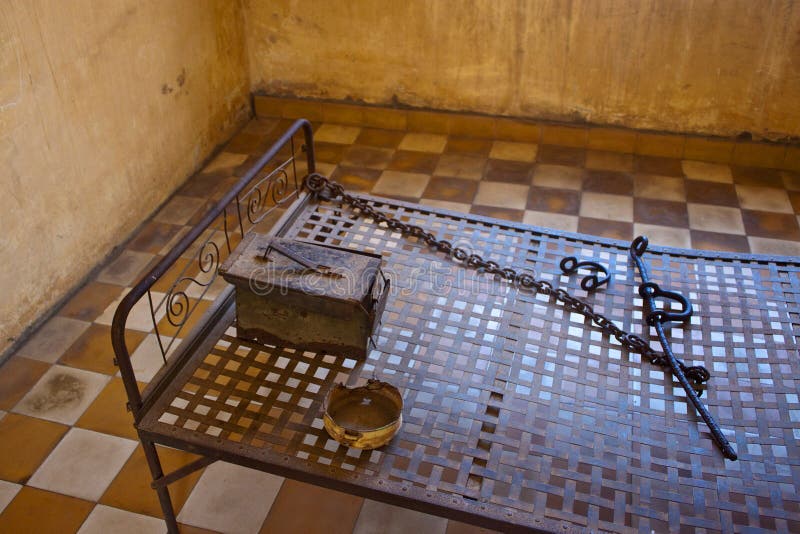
323,379,403,449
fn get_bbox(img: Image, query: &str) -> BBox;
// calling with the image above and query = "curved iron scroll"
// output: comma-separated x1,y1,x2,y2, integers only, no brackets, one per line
111,119,316,420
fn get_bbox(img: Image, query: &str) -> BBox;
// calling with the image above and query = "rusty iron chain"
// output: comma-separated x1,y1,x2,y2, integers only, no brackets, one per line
304,173,711,390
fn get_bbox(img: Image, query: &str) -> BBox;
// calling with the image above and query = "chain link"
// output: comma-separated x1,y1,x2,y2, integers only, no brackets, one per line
305,173,709,387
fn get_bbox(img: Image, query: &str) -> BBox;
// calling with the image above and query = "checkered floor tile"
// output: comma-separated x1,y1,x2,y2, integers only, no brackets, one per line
1,113,798,533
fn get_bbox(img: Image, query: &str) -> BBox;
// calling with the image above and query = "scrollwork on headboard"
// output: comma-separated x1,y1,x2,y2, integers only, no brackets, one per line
111,119,315,416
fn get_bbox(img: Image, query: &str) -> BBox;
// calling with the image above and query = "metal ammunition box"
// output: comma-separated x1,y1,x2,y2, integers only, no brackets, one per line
219,234,390,358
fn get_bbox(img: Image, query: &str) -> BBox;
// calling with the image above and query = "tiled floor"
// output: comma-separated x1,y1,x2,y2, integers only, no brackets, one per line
1,111,799,533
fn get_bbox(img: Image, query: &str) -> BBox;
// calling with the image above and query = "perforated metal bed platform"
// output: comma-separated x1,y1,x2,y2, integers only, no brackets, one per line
136,193,800,533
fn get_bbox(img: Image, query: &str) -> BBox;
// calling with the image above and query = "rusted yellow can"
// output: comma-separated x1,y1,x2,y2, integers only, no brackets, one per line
323,380,402,449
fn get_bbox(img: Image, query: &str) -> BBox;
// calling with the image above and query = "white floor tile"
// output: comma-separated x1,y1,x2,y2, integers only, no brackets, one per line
78,504,165,534
579,192,633,222
14,365,109,425
523,211,579,232
748,236,800,256
28,428,137,501
177,462,284,534
0,480,22,514
96,290,166,332
633,224,691,249
15,316,90,363
353,500,447,534
125,334,180,382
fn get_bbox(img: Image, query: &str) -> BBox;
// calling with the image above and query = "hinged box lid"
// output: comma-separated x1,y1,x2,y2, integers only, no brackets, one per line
219,233,382,305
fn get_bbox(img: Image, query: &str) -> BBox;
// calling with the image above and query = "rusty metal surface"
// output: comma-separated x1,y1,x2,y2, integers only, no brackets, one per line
136,193,800,533
220,233,388,358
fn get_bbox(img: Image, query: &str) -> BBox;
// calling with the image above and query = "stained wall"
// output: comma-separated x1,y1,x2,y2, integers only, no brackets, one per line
245,0,800,140
0,1,250,355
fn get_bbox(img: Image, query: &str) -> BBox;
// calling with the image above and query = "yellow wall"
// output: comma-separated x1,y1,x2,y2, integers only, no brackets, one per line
245,0,800,141
0,1,249,355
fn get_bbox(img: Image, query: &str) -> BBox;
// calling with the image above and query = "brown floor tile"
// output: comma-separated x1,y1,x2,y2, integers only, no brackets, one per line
388,150,440,174
635,133,685,158
741,210,800,240
683,137,734,163
0,414,68,483
330,167,382,193
582,170,634,196
281,100,323,121
314,142,348,163
633,198,689,227
446,520,501,534
730,166,784,188
690,230,750,253
59,324,146,376
685,181,739,207
527,187,580,215
0,357,50,410
434,154,486,180
156,299,213,338
100,445,204,519
587,127,636,153
241,117,280,135
154,195,207,226
444,137,493,155
495,118,540,142
577,217,633,241
541,125,587,147
355,128,405,148
260,480,363,534
536,145,586,166
422,177,478,203
732,142,786,169
783,171,800,191
151,257,196,294
58,282,124,323
178,173,228,198
341,145,394,169
585,150,634,172
0,486,93,534
484,159,534,184
224,131,269,154
75,378,143,440
127,221,183,255
634,155,684,176
789,191,800,213
362,107,406,130
449,114,496,139
407,110,450,134
785,148,800,172
322,103,365,125
470,205,525,222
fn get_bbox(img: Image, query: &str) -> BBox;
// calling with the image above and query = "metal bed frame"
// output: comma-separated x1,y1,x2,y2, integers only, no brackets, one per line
112,119,800,533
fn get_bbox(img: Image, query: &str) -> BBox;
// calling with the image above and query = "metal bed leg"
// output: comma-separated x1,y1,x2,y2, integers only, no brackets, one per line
141,439,180,534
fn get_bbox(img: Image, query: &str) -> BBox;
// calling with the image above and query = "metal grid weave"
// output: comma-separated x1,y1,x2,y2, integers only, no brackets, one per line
142,196,800,533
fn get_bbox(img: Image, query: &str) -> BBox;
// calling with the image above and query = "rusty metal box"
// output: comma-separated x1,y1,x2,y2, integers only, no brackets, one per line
219,234,390,358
